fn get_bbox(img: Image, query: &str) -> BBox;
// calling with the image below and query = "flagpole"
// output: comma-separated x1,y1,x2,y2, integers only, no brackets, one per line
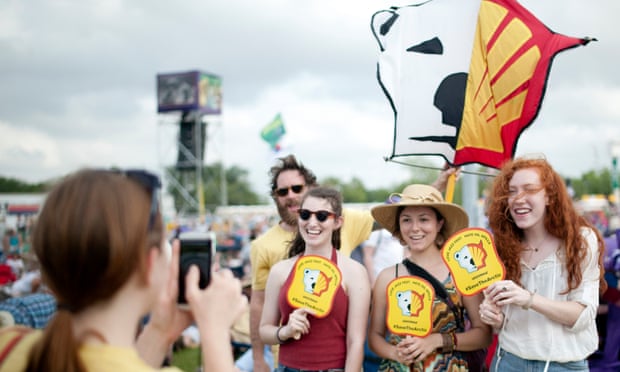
445,174,456,203
461,165,479,227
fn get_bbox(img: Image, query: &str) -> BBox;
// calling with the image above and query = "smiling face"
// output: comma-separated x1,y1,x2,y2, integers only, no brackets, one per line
298,195,342,250
398,206,444,253
508,167,548,231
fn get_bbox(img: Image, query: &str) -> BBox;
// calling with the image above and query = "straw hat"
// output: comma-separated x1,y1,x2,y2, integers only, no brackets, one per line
371,184,468,239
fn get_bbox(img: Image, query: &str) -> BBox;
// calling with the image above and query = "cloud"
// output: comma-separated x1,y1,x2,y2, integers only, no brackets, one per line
0,0,617,198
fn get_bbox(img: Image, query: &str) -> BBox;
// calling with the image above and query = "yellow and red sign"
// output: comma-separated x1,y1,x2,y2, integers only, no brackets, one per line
442,228,505,296
385,277,434,337
286,255,342,318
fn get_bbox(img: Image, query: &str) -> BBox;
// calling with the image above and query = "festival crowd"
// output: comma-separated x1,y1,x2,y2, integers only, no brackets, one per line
0,154,618,372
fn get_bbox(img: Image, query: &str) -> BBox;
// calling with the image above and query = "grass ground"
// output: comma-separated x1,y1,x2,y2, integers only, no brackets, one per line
172,347,201,372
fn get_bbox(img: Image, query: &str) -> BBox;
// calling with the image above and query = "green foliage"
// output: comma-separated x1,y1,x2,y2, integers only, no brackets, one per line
0,176,48,192
171,347,201,371
166,162,265,213
568,168,612,198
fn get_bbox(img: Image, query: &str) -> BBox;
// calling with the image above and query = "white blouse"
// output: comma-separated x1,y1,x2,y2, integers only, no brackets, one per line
498,227,601,362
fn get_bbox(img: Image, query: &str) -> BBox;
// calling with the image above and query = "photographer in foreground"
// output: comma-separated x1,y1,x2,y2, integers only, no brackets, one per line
0,168,247,372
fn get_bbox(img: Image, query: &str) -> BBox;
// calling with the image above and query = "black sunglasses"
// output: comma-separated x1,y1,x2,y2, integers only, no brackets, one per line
298,209,337,222
108,169,162,231
274,184,305,197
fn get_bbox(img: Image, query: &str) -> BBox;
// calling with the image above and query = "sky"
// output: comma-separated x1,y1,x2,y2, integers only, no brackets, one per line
1,0,619,199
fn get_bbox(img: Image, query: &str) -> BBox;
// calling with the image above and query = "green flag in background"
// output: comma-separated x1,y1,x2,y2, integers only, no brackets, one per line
260,113,286,151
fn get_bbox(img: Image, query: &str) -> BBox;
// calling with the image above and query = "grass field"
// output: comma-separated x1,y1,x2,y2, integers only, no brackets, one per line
172,347,201,372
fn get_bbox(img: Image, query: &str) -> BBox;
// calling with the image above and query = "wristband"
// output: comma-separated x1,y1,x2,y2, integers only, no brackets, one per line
440,332,455,353
276,325,287,344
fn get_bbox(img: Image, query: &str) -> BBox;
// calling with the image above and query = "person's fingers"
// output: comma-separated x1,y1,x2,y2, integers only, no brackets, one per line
168,241,180,296
184,265,200,301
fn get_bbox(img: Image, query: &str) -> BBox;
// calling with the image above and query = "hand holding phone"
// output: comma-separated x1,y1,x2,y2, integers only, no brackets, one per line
177,231,215,306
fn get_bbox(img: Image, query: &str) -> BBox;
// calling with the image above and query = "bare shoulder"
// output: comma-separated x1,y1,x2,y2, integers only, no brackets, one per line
337,252,369,282
269,257,296,280
337,252,364,272
374,264,397,289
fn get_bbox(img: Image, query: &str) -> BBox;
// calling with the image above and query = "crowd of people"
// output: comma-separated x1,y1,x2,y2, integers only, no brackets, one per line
0,153,616,372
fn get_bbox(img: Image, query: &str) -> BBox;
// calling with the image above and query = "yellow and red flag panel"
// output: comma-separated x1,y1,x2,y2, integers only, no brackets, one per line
372,0,593,169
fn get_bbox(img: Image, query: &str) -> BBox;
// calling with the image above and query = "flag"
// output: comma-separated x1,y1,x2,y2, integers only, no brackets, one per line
372,0,593,169
260,113,286,151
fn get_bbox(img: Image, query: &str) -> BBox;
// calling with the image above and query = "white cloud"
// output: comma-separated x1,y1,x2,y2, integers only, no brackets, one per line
0,0,618,199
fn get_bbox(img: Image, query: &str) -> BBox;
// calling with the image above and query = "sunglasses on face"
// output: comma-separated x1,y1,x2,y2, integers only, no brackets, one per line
108,169,162,231
274,184,305,197
298,209,337,222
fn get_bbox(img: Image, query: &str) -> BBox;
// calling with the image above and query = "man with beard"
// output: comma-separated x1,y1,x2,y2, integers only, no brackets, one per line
248,154,374,372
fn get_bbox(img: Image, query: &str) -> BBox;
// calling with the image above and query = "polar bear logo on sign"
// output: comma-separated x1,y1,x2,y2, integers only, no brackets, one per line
303,269,320,294
454,246,477,273
396,290,412,316
396,290,424,317
454,240,487,273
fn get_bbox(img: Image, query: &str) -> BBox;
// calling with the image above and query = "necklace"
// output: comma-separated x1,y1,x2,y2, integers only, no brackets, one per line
523,235,550,252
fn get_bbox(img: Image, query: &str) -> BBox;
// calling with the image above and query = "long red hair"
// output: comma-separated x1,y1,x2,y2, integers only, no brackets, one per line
487,158,607,294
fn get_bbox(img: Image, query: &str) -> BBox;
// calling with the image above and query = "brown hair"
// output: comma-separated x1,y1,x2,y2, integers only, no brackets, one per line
26,169,164,372
288,187,343,258
269,154,318,196
487,158,606,294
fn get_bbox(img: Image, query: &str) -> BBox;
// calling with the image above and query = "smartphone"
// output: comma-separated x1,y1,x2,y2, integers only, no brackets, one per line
177,231,215,306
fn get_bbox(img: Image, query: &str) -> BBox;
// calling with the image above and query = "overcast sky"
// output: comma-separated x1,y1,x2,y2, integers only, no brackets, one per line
1,0,618,198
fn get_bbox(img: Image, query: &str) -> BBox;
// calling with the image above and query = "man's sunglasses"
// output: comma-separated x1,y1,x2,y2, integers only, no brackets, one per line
274,184,305,197
108,169,162,231
298,209,337,222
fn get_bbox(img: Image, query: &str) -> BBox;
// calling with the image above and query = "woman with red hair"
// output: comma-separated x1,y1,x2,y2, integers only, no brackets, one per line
479,156,607,372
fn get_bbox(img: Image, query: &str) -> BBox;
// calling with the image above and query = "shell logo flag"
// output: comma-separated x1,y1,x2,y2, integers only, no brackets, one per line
372,0,594,168
286,255,342,318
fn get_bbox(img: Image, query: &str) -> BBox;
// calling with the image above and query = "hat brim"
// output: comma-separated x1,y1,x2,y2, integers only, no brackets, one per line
371,202,468,239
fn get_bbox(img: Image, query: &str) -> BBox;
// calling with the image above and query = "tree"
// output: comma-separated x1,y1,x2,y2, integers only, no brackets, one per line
166,162,265,214
0,177,48,192
569,168,612,199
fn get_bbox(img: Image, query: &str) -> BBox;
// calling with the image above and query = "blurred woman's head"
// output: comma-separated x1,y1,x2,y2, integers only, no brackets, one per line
28,168,164,372
33,169,164,312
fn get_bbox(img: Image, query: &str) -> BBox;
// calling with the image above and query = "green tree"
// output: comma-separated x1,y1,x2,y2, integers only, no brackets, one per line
166,162,264,213
321,177,369,203
569,168,612,199
0,177,48,192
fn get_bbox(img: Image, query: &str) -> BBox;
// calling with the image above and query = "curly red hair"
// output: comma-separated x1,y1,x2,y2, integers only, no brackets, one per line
487,157,607,294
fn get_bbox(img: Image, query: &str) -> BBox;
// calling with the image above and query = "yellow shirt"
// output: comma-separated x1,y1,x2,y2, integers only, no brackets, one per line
250,208,372,291
0,327,181,372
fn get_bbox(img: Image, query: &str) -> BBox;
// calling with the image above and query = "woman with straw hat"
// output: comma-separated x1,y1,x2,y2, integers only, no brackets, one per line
368,184,492,371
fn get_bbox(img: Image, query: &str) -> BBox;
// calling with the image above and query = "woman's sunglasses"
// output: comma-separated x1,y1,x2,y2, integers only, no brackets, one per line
298,209,337,222
274,184,305,197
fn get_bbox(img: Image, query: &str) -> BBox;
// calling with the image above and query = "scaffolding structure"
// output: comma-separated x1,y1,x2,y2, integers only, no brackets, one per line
156,70,225,216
